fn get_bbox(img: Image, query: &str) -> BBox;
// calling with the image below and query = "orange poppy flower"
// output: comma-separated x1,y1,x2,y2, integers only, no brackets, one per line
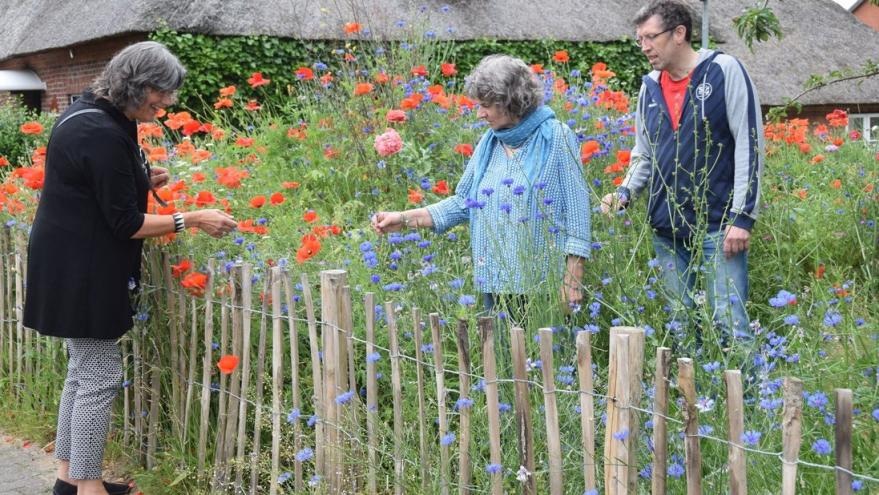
408,188,424,204
214,98,233,110
400,94,424,110
320,73,334,86
219,85,236,97
441,63,457,77
217,355,240,375
282,181,300,189
374,72,390,84
795,189,808,200
191,149,212,164
296,234,322,263
175,140,196,157
249,195,266,208
530,64,544,74
247,72,271,88
830,179,841,189
343,22,362,34
0,156,9,167
295,67,314,81
810,154,825,164
826,109,847,128
553,50,570,63
147,146,169,162
270,192,285,205
580,140,601,163
815,264,825,279
181,272,208,296
19,121,43,135
235,137,254,148
303,209,318,223
354,82,374,96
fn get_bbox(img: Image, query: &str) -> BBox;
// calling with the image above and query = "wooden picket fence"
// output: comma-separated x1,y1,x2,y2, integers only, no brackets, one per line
0,226,870,494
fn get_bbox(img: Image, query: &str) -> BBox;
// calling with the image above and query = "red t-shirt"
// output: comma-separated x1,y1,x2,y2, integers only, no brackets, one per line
660,70,692,131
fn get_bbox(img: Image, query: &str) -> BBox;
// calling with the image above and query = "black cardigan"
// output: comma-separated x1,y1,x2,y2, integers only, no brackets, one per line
24,91,149,339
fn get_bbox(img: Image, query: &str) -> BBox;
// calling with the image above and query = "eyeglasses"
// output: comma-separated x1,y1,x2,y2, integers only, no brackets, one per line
147,90,177,112
634,27,676,47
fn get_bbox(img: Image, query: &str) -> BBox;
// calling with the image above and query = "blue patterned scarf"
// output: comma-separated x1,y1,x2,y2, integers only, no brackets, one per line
468,105,557,201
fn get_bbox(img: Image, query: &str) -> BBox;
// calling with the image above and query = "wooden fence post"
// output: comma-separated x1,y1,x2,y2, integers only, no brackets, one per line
413,308,430,492
162,253,183,439
835,389,853,495
283,270,304,492
455,319,472,495
652,347,671,495
385,301,404,495
538,328,564,495
576,330,596,494
211,285,230,490
220,266,242,486
196,259,216,475
365,294,378,495
269,266,283,495
511,327,535,495
677,358,702,495
233,263,254,491
781,377,803,495
430,313,451,495
724,370,747,495
605,333,630,495
608,327,644,493
480,317,503,495
320,269,346,491
301,273,324,478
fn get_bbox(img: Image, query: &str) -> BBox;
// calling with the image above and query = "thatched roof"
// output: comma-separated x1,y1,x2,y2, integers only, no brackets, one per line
1,0,877,106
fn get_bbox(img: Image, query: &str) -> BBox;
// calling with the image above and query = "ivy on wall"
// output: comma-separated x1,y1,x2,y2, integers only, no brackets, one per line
150,28,650,112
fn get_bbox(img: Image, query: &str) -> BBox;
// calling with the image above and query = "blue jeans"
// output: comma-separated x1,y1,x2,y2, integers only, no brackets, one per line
652,231,752,346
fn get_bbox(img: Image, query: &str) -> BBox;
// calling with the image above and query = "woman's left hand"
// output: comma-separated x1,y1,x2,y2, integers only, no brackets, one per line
561,255,585,313
150,167,170,189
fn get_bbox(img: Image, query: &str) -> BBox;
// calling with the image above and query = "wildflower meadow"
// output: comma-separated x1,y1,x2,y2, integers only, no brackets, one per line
1,15,878,495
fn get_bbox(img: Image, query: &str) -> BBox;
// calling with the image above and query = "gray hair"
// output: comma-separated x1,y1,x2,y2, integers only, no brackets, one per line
633,0,696,42
92,41,186,111
464,55,542,120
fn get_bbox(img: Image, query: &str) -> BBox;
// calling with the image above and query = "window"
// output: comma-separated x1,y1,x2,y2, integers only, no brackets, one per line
849,113,879,146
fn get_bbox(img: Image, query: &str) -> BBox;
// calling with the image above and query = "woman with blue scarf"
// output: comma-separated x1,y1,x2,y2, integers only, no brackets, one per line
372,54,591,318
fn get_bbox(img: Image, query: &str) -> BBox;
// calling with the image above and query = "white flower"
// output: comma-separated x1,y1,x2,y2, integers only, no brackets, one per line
516,465,531,482
695,396,715,413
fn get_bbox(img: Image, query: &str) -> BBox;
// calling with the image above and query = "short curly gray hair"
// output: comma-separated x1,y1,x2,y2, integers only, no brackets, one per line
464,55,543,120
92,41,186,112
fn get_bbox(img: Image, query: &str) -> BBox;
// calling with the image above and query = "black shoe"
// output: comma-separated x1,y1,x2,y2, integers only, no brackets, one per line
53,478,132,495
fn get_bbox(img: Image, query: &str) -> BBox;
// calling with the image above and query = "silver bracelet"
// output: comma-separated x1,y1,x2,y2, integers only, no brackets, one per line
172,212,185,233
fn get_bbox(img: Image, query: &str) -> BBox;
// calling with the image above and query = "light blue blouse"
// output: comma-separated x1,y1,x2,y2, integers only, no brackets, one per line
427,121,591,294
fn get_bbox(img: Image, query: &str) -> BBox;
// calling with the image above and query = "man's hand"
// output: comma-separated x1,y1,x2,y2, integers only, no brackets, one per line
723,225,751,258
600,192,627,216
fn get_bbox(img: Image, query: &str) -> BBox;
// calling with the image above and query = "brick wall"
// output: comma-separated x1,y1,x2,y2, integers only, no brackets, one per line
0,33,147,114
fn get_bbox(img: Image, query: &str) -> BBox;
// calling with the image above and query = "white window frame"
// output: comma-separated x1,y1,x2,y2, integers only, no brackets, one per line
848,112,879,146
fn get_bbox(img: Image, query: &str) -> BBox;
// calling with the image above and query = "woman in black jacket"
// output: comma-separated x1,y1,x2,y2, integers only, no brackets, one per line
24,41,237,495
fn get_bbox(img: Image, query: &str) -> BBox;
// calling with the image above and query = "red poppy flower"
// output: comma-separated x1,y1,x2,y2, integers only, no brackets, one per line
830,179,841,190
247,72,271,88
214,98,233,110
171,259,192,278
295,67,314,81
303,209,318,223
181,272,208,296
411,65,427,77
453,143,473,157
440,63,457,77
374,72,390,84
530,64,544,74
245,100,262,111
386,109,407,123
219,85,236,97
270,192,285,205
217,355,240,375
282,181,300,189
0,156,9,167
235,137,254,148
432,180,450,195
195,190,216,206
296,234,322,263
249,195,266,208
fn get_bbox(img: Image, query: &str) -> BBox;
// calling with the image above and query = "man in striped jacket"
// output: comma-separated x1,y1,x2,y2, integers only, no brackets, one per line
602,0,765,355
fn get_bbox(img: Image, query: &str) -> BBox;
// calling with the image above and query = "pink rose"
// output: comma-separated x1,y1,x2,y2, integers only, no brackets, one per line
374,128,403,157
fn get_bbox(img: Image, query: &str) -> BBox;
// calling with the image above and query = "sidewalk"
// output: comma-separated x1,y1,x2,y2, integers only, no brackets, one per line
0,436,56,495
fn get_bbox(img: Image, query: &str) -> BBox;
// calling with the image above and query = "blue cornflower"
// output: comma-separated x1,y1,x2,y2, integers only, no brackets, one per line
307,415,319,427
481,187,495,196
367,352,381,363
449,278,464,289
702,361,721,373
458,294,476,306
359,241,373,252
455,397,474,410
613,428,629,441
769,290,797,307
295,447,314,462
336,391,355,405
806,391,829,410
742,430,761,446
873,408,879,421
784,314,800,325
287,408,301,424
668,463,685,478
501,177,514,186
383,282,405,292
278,472,292,484
440,432,456,446
485,463,502,474
812,438,832,455
823,310,843,327
498,403,512,413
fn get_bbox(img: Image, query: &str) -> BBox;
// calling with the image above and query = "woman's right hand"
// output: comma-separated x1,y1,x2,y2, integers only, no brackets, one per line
186,210,238,238
371,211,404,234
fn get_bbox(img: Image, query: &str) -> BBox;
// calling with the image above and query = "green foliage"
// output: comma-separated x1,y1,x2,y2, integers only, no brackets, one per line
733,2,784,53
0,96,54,169
150,28,649,112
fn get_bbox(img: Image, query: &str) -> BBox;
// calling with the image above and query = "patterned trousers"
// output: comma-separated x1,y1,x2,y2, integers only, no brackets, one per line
55,338,123,480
